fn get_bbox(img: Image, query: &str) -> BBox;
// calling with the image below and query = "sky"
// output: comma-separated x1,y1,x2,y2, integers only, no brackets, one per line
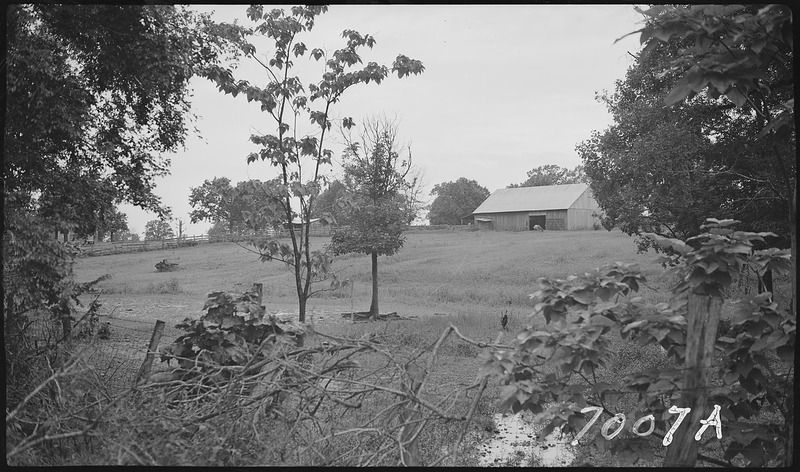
120,4,645,237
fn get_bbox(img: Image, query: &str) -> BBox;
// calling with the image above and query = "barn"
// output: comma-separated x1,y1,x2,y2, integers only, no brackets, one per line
470,183,602,231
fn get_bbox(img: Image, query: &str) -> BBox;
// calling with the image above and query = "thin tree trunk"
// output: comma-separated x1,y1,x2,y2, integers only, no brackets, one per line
369,248,379,318
296,295,306,347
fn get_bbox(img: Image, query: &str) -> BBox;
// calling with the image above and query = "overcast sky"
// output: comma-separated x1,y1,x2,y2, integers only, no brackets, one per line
120,4,645,237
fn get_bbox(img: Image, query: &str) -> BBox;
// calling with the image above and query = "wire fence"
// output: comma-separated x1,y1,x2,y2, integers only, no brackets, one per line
22,314,186,393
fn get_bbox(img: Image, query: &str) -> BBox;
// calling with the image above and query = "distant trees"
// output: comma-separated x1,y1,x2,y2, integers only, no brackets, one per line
144,219,175,241
329,117,418,317
428,178,490,225
120,231,141,242
312,179,348,222
188,177,276,235
188,177,238,233
508,164,585,188
95,207,129,242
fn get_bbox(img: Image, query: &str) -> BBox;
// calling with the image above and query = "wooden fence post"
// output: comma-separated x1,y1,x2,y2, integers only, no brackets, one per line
664,292,722,467
252,283,264,310
134,320,166,387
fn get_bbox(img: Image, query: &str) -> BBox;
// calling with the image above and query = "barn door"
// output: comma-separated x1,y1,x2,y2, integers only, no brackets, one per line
529,215,546,230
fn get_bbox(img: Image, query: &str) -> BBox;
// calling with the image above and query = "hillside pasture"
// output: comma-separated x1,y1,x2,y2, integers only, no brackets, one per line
67,228,676,466
76,228,666,323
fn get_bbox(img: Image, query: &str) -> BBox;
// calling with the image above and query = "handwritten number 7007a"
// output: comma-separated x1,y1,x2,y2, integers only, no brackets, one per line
570,405,723,446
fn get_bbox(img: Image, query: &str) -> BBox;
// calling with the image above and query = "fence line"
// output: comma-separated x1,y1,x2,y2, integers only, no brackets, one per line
79,227,334,257
79,225,480,257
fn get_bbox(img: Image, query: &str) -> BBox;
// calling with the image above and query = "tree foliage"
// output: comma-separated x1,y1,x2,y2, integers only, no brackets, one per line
312,179,348,221
329,117,418,316
189,177,236,232
93,207,129,242
428,178,490,225
578,5,795,254
189,177,277,235
144,219,175,241
482,219,793,467
4,3,230,381
203,5,424,323
4,7,234,457
508,164,586,188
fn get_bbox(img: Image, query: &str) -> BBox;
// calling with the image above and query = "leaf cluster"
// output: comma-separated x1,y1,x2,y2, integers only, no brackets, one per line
160,290,297,377
481,218,794,466
636,5,792,122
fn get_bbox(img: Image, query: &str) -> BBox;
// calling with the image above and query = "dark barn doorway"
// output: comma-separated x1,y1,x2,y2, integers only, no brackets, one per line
529,215,546,230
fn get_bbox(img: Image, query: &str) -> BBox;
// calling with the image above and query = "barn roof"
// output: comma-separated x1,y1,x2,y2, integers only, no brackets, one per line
472,183,589,214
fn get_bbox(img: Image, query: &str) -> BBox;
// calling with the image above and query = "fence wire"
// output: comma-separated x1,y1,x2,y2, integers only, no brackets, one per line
18,315,185,394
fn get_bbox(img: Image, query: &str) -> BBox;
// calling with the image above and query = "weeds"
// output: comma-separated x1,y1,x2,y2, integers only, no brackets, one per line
100,278,183,295
145,278,182,294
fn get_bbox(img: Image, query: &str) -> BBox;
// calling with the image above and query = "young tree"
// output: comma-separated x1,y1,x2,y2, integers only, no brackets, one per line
508,164,586,188
144,219,175,241
204,6,424,324
428,178,490,225
329,117,418,317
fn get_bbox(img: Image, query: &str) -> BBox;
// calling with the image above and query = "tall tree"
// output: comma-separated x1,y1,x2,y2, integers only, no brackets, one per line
428,178,490,225
578,5,794,254
3,5,234,439
508,164,586,188
144,219,175,241
205,5,424,324
631,5,795,467
4,4,231,344
329,117,418,317
189,177,279,235
189,177,237,233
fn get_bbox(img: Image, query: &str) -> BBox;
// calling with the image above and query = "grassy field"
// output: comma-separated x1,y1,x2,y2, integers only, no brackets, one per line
75,227,666,320
69,228,676,466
